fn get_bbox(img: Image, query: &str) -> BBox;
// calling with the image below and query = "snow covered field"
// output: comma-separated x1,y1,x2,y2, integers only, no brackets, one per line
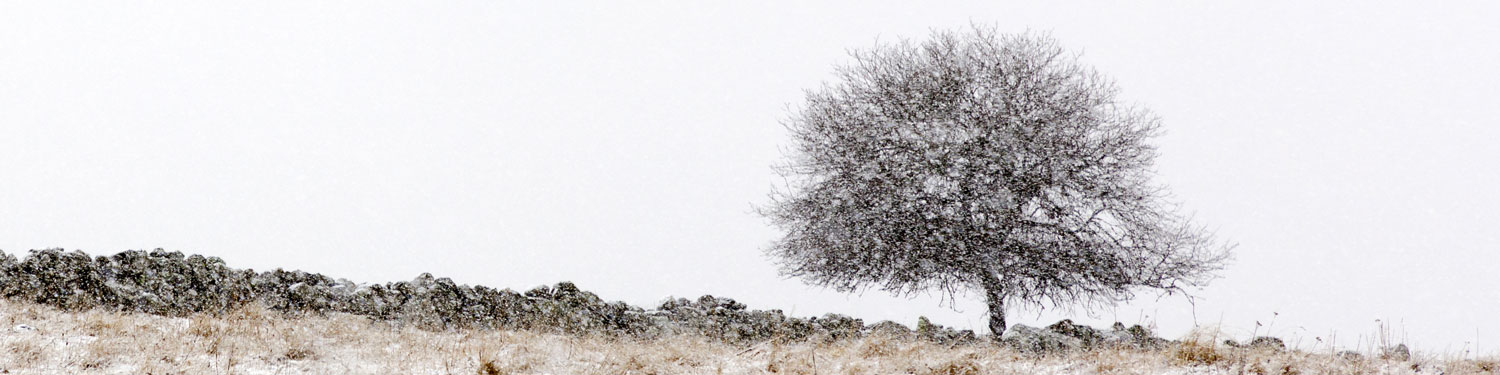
1,299,1495,374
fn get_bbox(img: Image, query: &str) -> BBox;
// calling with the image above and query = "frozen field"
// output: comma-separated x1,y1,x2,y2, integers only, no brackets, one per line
0,299,1494,374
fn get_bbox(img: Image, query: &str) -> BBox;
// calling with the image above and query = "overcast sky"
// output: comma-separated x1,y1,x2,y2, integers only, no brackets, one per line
3,1,1497,355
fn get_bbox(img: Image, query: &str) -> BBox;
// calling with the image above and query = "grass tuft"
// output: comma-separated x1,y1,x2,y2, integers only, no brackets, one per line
1171,339,1225,366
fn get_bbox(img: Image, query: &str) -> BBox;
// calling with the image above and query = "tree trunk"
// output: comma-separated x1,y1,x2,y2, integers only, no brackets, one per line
978,270,1007,341
984,283,1007,340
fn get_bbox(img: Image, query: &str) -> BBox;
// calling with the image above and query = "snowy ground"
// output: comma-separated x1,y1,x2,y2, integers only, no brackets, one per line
0,299,1493,374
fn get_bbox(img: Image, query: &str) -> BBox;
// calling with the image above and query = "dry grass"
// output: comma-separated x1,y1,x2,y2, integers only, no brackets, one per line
0,299,1495,374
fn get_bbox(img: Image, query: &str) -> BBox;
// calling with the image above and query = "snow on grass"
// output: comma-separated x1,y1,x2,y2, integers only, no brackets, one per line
0,298,1495,374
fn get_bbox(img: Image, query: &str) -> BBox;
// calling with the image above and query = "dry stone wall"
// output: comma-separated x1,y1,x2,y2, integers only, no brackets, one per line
0,248,1167,350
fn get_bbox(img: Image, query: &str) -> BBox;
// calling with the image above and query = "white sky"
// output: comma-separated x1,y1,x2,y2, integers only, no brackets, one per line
3,1,1497,355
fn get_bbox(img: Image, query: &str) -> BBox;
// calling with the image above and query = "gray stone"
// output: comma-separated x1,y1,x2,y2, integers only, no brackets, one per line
814,313,864,341
1002,324,1084,353
1048,319,1107,348
911,316,975,345
866,320,912,338
1380,344,1411,361
1108,322,1169,350
1248,336,1285,351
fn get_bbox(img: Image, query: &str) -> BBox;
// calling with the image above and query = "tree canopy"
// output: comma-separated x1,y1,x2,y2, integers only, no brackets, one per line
762,27,1231,336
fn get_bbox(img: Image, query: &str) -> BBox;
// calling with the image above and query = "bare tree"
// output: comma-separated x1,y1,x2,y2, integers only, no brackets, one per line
762,27,1231,338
